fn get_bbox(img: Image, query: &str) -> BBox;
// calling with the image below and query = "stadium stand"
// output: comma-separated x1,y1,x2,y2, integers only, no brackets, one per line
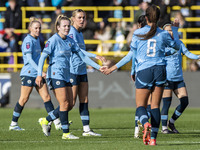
0,0,200,72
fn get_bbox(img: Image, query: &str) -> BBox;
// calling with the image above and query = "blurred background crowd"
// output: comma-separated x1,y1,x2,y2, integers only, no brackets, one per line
0,0,199,71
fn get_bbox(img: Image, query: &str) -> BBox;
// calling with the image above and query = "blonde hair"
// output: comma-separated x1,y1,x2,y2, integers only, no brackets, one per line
28,17,41,29
55,15,71,33
71,9,85,25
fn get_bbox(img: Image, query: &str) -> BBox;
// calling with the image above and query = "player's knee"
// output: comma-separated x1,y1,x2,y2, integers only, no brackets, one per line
42,94,51,102
68,103,74,111
19,97,29,105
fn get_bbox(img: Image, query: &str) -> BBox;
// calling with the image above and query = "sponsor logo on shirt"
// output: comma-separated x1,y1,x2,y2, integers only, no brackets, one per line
36,49,41,53
26,42,30,49
60,50,71,55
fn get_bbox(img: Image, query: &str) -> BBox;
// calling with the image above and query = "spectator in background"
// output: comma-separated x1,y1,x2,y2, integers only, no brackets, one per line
111,21,126,51
94,20,112,52
126,23,138,46
82,13,98,51
134,0,149,23
3,0,22,68
34,0,52,40
178,0,194,17
113,0,123,19
111,0,130,19
174,11,189,28
157,0,171,28
50,6,63,36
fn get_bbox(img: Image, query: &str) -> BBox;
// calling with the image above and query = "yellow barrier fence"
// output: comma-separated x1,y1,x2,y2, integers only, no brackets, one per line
0,50,200,72
1,6,200,25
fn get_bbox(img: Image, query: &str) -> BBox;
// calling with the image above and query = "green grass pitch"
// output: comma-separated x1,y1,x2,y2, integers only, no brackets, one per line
0,108,200,150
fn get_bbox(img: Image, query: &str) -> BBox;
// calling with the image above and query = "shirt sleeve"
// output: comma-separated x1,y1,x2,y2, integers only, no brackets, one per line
130,34,138,50
115,51,134,69
172,26,179,40
70,39,81,53
26,53,38,71
181,41,199,59
131,50,137,75
164,32,180,50
80,49,96,58
77,50,101,70
42,40,54,55
23,41,33,55
37,52,48,76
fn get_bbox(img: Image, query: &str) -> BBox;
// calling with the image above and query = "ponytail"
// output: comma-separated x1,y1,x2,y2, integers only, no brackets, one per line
137,5,160,40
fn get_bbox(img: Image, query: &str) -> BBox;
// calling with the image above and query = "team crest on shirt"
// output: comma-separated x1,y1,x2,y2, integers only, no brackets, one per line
69,34,73,39
26,42,30,49
68,43,71,47
45,41,50,48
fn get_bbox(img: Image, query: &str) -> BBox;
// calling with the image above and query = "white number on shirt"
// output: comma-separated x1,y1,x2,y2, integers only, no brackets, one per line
147,39,156,57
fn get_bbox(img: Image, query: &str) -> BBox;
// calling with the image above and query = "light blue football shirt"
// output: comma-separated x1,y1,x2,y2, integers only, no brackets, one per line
130,25,179,73
165,27,199,81
42,33,79,82
20,34,41,77
68,25,87,75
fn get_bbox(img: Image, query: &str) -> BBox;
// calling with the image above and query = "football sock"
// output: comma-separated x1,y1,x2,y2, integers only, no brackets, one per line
44,101,54,113
80,103,90,130
146,104,151,119
11,102,24,123
151,108,160,139
137,106,149,126
46,106,60,122
135,108,139,127
171,96,189,121
161,97,172,127
59,110,69,133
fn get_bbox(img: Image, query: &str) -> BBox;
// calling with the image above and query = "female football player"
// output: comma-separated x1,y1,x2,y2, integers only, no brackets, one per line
161,22,200,134
9,17,60,131
102,5,182,145
68,9,106,136
36,15,105,139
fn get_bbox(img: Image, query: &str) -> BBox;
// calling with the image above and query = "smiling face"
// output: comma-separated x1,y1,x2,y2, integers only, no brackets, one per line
72,11,86,31
29,22,41,38
57,19,71,37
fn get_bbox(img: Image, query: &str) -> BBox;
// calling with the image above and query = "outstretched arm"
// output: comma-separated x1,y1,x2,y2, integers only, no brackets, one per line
77,50,101,70
81,49,107,63
102,50,134,75
182,42,200,59
80,49,96,58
